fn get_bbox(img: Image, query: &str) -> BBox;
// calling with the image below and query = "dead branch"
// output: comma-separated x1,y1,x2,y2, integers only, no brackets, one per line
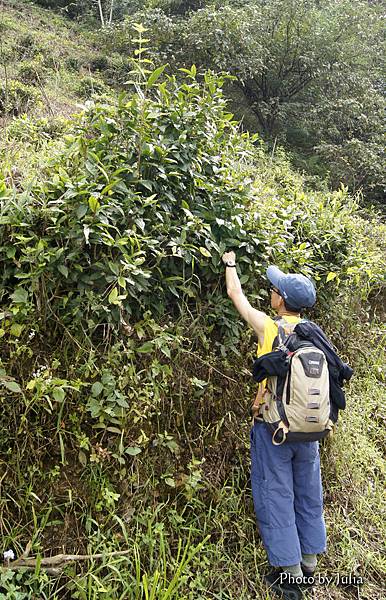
2,549,132,574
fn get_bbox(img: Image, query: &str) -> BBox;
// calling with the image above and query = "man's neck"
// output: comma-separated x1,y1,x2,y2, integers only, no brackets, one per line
277,309,300,318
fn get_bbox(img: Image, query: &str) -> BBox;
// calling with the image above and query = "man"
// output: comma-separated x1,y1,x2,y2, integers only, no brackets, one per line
222,250,326,600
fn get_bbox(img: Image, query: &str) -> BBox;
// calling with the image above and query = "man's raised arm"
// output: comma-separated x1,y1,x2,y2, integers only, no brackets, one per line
222,251,267,345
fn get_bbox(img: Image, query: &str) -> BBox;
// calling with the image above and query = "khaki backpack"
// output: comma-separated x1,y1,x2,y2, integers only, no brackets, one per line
261,318,333,445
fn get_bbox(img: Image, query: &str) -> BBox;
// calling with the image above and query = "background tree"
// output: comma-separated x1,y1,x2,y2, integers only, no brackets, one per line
100,0,384,202
30,0,128,21
180,0,385,200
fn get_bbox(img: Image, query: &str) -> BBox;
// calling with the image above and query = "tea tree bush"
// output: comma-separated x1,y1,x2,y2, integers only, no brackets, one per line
0,67,263,340
17,57,47,85
3,63,381,343
0,79,41,116
75,75,111,98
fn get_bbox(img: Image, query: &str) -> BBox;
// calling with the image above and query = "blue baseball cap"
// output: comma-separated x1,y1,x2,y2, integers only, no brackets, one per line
266,265,316,310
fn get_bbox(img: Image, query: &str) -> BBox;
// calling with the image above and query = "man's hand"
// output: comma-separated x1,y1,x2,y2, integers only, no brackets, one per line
222,249,267,343
222,251,236,265
251,403,261,419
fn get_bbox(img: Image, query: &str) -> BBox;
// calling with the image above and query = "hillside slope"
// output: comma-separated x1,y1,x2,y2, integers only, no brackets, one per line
0,0,113,120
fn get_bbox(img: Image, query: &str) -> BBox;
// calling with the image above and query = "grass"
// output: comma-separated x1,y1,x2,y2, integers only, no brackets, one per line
0,347,384,599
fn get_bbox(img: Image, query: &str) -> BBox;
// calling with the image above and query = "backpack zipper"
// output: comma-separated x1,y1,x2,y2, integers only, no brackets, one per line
286,358,292,405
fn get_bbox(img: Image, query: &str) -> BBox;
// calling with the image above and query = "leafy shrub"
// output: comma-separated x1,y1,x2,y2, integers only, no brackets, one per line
0,67,262,340
75,75,110,98
65,56,80,71
16,33,42,59
89,54,110,72
4,114,70,145
17,57,47,84
0,80,41,116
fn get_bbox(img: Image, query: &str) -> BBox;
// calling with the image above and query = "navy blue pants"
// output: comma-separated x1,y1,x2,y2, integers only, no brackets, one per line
250,420,326,566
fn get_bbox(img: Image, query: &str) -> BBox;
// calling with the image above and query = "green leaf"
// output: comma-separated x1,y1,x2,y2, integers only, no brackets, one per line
139,180,153,191
199,247,211,258
2,380,22,393
137,341,154,353
115,396,129,408
10,288,28,304
87,398,101,419
160,346,171,359
91,382,104,397
10,323,24,337
76,204,88,219
166,439,179,454
106,426,123,434
126,446,142,456
53,387,65,402
164,477,175,487
58,265,69,278
88,196,100,213
108,287,119,304
109,262,119,276
326,272,337,282
147,64,167,87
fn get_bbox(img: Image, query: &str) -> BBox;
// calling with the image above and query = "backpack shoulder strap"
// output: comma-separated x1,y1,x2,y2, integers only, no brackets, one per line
273,317,298,349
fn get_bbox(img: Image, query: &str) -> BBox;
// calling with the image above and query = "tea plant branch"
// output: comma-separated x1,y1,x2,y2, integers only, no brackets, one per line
180,349,238,383
0,3,9,161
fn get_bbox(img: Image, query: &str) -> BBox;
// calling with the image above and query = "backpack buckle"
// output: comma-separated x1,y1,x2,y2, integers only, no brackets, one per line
272,421,289,446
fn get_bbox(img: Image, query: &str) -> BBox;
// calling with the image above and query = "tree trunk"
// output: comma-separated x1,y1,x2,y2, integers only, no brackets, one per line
108,0,114,25
96,0,105,27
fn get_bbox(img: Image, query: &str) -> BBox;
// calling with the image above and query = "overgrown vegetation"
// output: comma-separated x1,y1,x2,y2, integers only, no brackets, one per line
3,1,385,203
0,3,385,599
29,0,385,204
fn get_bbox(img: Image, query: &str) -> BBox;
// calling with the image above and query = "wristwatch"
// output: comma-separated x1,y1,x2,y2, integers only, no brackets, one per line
225,262,236,267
